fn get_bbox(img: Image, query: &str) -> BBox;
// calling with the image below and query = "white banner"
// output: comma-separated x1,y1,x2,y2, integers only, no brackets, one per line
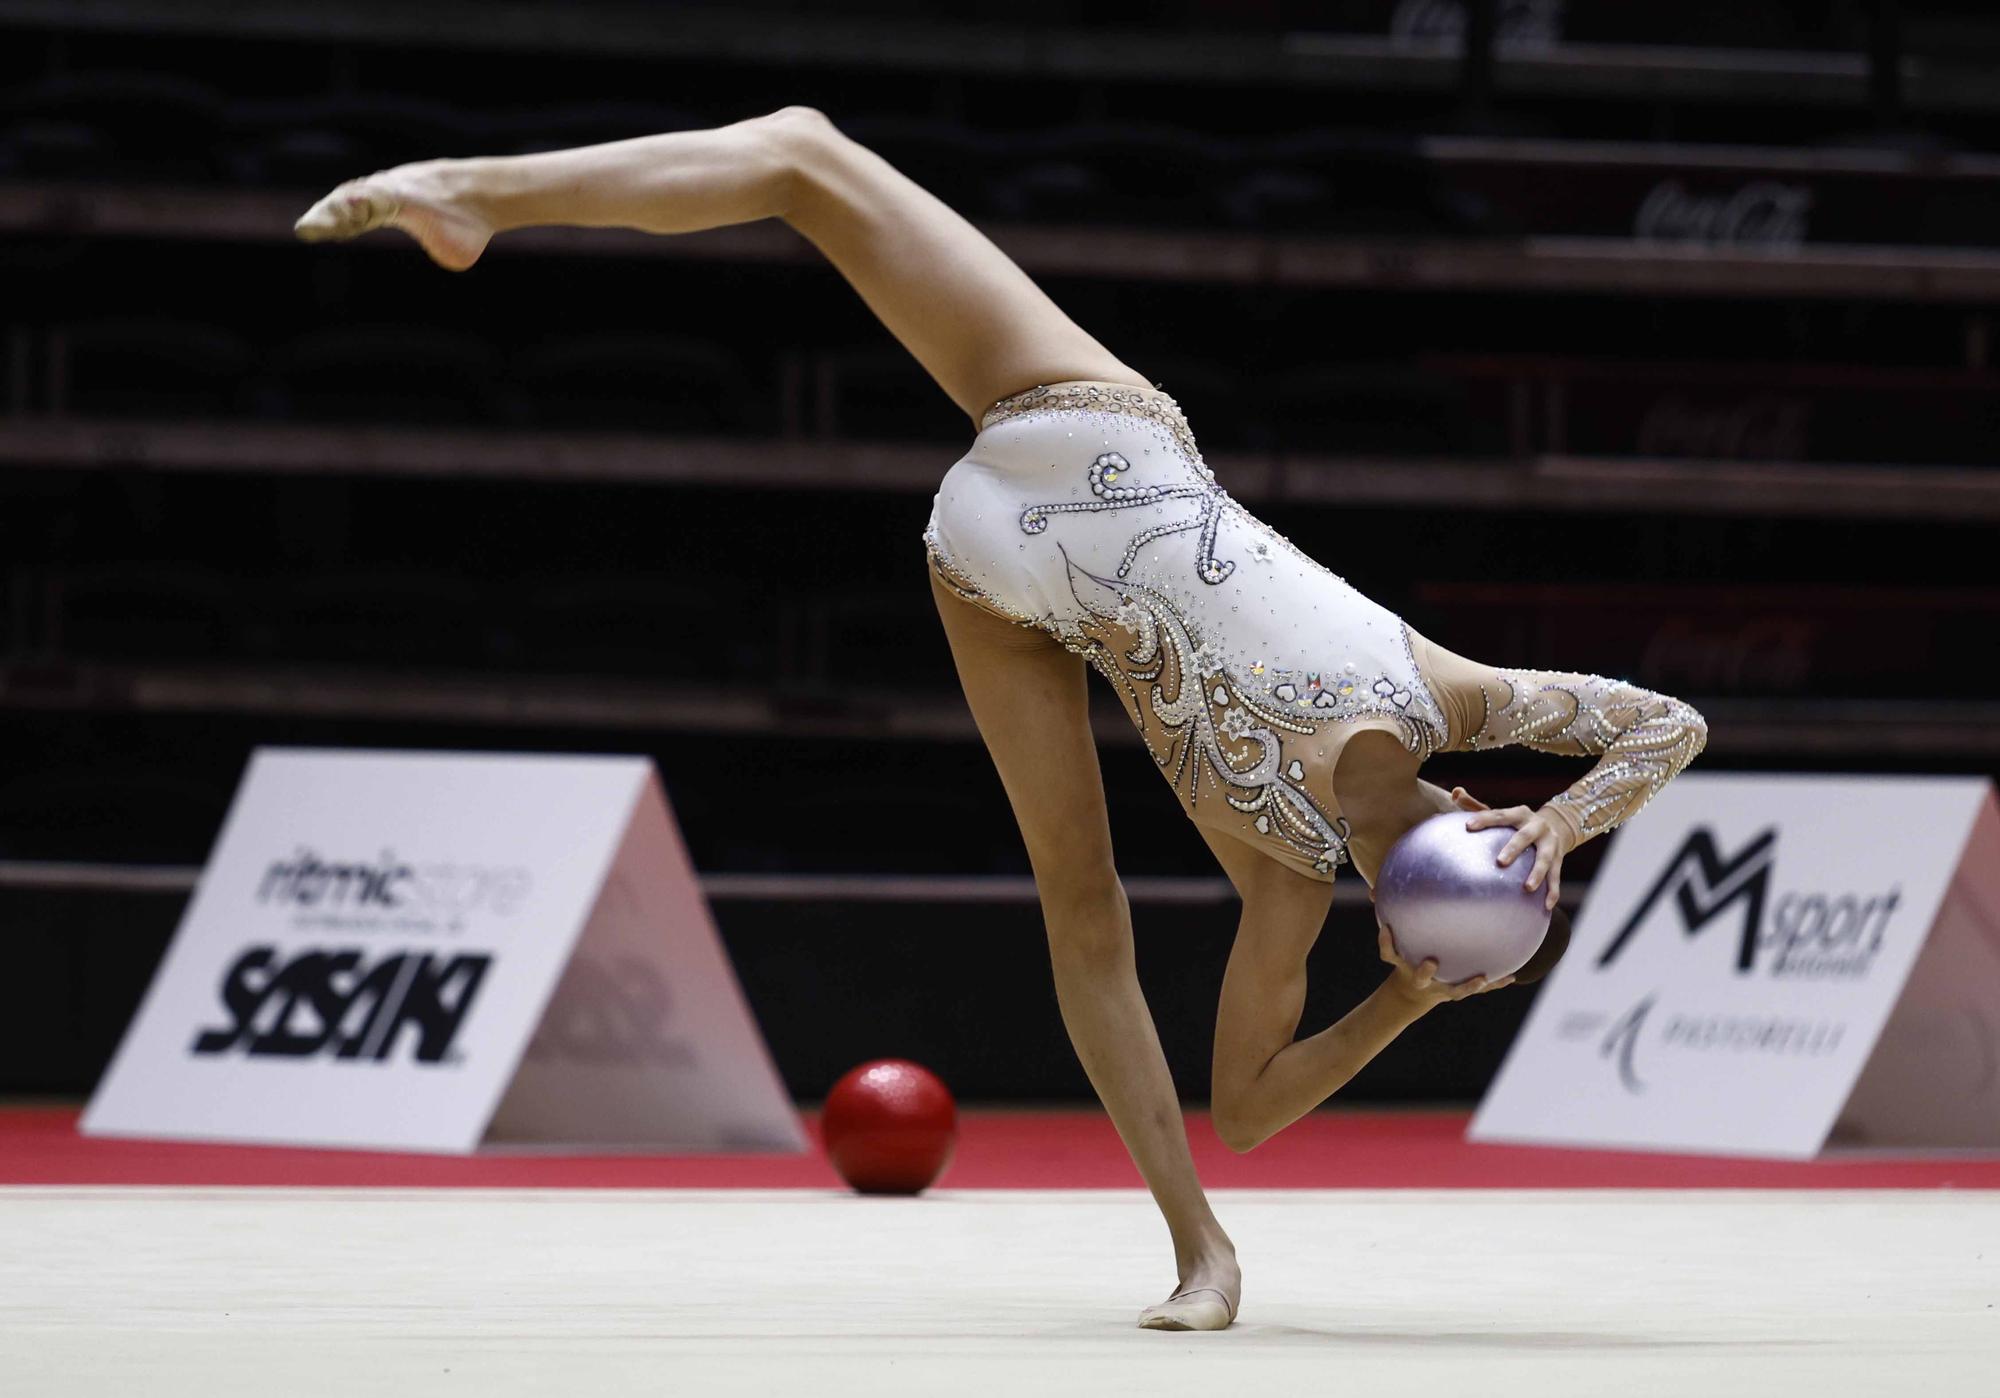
1471,773,1998,1159
82,748,804,1155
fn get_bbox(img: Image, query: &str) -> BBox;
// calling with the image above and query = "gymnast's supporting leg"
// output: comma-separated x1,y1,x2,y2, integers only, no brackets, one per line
929,571,1239,1331
294,106,1144,421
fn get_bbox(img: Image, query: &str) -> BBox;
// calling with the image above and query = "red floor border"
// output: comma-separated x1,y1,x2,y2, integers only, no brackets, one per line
7,1106,2000,1189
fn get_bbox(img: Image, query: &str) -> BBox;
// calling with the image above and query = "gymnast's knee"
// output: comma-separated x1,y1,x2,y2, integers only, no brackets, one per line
755,104,836,143
759,106,853,166
1038,871,1132,972
745,106,846,206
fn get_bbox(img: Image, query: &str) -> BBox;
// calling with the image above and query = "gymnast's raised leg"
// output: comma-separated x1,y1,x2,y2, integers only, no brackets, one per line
294,106,1141,421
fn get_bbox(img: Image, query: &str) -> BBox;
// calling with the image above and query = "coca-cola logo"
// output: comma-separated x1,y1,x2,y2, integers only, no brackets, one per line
1639,616,1816,693
1389,0,1564,50
1636,392,1811,460
1635,179,1813,248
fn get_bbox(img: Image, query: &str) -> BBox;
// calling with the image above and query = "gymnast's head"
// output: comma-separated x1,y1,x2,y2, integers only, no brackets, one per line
1336,740,1571,988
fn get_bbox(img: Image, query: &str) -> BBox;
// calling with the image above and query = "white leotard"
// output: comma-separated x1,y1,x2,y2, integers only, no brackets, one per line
924,380,1708,880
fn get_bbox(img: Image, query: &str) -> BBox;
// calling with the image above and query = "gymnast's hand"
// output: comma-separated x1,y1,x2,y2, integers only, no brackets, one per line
1375,924,1515,1006
1451,786,1572,913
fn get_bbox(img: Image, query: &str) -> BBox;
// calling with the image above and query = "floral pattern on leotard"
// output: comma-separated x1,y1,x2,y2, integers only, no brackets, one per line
1060,555,1350,873
1055,554,1461,878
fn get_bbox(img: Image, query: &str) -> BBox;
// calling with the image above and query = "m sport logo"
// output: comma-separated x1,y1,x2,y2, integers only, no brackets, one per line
1595,826,1899,981
1575,823,1886,1094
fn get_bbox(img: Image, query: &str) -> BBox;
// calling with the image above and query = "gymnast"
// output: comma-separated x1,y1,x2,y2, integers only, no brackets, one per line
296,106,1708,1331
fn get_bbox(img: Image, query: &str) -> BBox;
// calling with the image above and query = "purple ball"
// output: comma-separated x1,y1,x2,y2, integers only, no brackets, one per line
1374,812,1552,983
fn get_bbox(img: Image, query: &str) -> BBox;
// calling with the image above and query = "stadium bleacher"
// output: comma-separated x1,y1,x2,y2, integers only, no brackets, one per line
2,0,1996,1103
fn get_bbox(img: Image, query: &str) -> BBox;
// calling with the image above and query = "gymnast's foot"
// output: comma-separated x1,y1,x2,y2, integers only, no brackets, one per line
1138,1245,1240,1332
293,161,493,271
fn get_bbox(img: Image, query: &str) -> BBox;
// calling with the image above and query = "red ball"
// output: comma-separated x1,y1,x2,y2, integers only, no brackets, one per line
821,1058,957,1195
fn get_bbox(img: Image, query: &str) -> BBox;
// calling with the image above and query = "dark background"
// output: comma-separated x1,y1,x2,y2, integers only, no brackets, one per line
2,0,1995,1105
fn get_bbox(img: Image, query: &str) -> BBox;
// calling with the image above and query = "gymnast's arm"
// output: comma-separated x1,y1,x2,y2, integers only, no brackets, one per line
1411,631,1711,849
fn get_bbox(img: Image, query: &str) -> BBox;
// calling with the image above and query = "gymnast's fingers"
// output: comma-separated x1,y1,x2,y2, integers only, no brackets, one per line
1472,804,1531,833
1526,835,1553,892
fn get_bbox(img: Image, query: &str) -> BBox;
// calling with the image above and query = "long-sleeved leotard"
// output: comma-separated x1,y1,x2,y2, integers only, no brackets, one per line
1411,640,1710,847
925,380,1707,878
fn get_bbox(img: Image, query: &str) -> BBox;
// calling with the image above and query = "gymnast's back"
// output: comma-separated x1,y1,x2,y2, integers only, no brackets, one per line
923,379,1707,880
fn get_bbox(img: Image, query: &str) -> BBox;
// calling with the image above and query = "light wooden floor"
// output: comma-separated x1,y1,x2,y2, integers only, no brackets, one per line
5,1188,1993,1397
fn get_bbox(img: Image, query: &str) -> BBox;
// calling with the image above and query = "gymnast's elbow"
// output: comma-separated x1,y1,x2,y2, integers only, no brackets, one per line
1674,697,1711,764
1213,1113,1266,1156
1642,687,1710,770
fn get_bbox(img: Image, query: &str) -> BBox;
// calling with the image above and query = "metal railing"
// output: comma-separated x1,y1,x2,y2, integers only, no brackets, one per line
0,859,1584,908
2,0,1988,113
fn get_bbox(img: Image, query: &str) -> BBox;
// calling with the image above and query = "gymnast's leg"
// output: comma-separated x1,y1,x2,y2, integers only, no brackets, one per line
294,105,1144,422
929,570,1239,1331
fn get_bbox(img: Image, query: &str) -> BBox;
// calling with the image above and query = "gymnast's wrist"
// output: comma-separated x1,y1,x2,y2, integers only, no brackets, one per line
1375,975,1440,1019
1538,798,1585,852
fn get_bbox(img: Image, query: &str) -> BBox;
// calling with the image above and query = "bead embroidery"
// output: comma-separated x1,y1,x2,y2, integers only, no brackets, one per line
924,529,1098,656
1060,555,1351,876
1468,670,1710,841
983,380,1210,475
1020,451,1237,585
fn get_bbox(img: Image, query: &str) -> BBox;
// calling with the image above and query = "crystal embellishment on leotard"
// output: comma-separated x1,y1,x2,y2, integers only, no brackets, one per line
1019,452,1236,585
1063,557,1350,872
1220,705,1258,740
983,381,1210,476
924,527,1089,647
1051,552,1453,878
1467,670,1710,843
